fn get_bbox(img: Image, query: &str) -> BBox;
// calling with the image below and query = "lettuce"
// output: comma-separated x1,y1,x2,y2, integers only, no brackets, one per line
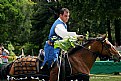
54,36,77,51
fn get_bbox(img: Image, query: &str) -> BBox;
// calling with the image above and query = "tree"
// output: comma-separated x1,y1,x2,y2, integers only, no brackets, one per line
59,0,121,44
0,0,34,54
31,0,61,48
0,0,34,43
114,19,121,45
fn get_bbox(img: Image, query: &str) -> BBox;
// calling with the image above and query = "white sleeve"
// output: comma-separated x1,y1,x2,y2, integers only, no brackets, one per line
55,24,77,38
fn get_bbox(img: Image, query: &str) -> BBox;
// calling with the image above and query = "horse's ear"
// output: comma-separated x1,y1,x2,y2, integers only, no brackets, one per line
96,34,107,41
102,34,107,40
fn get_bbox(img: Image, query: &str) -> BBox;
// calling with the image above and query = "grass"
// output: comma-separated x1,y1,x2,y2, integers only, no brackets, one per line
90,74,121,81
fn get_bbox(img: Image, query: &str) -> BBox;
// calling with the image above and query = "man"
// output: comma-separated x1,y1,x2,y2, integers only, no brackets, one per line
42,8,83,81
42,8,79,68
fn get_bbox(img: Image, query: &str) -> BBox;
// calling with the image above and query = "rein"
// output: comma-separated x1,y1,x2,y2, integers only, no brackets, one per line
81,39,114,58
80,45,98,56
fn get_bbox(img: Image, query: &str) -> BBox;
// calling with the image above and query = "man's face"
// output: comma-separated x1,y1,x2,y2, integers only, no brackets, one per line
60,11,70,23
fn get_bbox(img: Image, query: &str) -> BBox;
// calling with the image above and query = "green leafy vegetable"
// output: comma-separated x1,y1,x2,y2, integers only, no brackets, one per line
54,36,78,51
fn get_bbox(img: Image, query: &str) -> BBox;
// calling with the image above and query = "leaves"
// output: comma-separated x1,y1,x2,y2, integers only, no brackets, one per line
8,42,14,51
86,31,89,40
54,36,78,51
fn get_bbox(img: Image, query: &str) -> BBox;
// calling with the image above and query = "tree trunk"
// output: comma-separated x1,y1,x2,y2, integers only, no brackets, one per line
114,19,121,46
107,19,113,44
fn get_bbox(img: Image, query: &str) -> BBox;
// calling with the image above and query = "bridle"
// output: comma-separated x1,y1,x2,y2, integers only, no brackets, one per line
80,38,114,58
100,39,116,59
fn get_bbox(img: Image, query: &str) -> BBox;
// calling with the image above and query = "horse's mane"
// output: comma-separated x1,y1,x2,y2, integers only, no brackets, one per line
67,39,95,56
68,46,82,55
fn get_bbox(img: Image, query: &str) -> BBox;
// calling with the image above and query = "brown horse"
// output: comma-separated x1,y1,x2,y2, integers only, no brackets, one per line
2,35,121,81
49,35,121,81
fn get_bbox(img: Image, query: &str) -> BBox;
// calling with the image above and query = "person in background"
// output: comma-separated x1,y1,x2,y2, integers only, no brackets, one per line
0,44,9,63
0,45,3,63
38,49,45,61
0,45,3,55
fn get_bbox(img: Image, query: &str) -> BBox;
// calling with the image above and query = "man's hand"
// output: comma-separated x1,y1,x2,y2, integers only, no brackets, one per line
77,35,84,41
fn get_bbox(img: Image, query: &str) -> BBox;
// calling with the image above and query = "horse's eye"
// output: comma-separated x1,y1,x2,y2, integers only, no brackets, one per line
106,44,111,48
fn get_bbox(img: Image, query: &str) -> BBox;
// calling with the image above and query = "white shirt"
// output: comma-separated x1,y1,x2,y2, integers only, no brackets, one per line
55,18,77,38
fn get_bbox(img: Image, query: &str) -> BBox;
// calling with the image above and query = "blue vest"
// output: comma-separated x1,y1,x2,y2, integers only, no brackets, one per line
48,18,67,42
42,18,67,68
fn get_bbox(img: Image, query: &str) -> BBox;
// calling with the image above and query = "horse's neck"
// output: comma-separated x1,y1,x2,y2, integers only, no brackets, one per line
69,47,97,75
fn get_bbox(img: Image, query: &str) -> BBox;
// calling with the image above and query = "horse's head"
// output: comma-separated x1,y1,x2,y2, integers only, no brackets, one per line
88,35,121,62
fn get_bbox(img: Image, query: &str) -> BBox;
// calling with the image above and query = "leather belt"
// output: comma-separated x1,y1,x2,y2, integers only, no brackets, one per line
48,40,53,45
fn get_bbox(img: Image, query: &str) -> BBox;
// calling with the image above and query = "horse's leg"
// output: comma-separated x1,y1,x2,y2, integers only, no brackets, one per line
49,66,58,81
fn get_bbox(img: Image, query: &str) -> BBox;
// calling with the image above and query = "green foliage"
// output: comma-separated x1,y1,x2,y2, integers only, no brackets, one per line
60,0,121,37
0,0,35,55
31,0,59,48
86,31,89,40
21,42,39,55
0,0,34,44
7,42,16,61
8,42,14,51
54,36,78,51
